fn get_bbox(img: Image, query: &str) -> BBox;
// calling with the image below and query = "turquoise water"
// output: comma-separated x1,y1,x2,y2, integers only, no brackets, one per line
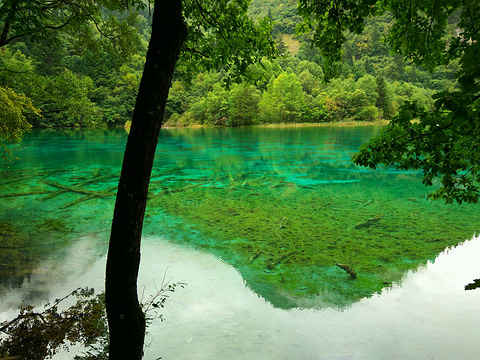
0,126,478,308
1,126,480,359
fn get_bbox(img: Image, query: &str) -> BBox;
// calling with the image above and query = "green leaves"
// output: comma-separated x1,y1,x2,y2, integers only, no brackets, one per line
353,95,480,204
0,0,143,57
297,0,381,79
179,0,276,85
258,72,306,123
0,86,37,160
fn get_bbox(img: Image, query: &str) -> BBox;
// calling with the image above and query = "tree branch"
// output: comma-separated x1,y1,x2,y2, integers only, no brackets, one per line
426,0,439,59
63,0,113,40
0,0,16,47
182,45,210,58
0,287,84,334
0,68,29,74
462,0,478,34
192,0,233,48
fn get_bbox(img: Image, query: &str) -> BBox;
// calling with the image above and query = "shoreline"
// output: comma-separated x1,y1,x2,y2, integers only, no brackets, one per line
27,120,389,135
161,120,390,129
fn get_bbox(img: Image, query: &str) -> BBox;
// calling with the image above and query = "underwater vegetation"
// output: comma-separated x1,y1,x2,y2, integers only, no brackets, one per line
144,166,478,308
0,127,478,309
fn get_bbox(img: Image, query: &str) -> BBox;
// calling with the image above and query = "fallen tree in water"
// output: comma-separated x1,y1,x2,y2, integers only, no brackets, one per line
336,263,357,279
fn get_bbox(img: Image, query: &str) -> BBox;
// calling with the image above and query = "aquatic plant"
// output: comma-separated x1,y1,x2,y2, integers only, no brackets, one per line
1,127,477,310
144,166,477,308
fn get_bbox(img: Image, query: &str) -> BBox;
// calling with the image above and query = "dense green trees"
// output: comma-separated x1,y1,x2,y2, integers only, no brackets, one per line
0,0,133,155
161,5,457,126
258,72,305,123
0,0,146,126
0,0,147,157
1,0,459,134
164,59,438,126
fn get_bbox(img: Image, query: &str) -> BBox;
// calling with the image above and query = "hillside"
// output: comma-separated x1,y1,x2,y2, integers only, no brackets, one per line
0,0,459,128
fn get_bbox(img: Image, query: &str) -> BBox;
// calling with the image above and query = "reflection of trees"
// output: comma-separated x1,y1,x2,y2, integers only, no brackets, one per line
157,125,384,180
10,129,127,168
0,167,118,292
145,156,477,309
0,218,73,291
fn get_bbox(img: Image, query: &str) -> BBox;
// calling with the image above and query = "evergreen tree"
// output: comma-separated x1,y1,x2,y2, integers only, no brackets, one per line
363,57,376,75
227,84,261,126
408,64,417,83
375,73,392,119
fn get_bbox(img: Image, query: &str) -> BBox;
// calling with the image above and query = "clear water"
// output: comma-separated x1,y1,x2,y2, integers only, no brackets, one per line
1,126,479,358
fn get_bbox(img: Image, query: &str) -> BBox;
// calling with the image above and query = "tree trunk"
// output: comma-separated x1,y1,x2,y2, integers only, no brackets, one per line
105,1,187,359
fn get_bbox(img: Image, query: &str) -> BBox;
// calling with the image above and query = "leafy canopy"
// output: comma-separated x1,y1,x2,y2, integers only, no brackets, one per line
298,0,480,204
179,0,276,84
0,0,143,57
0,86,38,160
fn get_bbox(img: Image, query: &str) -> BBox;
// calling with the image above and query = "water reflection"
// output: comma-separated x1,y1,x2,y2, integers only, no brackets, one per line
1,235,478,359
142,236,480,360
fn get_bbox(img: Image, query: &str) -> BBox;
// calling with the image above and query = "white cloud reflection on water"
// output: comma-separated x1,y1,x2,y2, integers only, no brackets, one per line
1,235,479,360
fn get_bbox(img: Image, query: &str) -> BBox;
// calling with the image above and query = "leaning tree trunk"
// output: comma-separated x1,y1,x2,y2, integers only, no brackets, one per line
105,1,187,359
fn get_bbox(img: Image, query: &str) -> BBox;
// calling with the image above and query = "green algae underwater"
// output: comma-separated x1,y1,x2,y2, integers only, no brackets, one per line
0,126,478,309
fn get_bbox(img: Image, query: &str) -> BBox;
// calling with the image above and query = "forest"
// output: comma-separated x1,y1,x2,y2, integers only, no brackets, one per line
0,0,460,132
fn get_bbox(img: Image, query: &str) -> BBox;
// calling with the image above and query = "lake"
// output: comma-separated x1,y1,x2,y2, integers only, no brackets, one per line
1,126,479,359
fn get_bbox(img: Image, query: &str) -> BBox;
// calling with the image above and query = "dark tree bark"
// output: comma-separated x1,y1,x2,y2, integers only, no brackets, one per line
105,1,187,359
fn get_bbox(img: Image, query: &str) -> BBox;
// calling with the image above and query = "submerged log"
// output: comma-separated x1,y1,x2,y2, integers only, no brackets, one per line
354,214,385,229
0,190,50,198
336,263,357,279
43,179,115,197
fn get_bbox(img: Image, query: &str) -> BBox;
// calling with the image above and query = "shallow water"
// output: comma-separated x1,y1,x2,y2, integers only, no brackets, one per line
1,126,479,358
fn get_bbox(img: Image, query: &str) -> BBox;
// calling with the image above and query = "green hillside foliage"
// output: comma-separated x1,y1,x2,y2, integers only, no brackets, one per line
0,0,458,128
